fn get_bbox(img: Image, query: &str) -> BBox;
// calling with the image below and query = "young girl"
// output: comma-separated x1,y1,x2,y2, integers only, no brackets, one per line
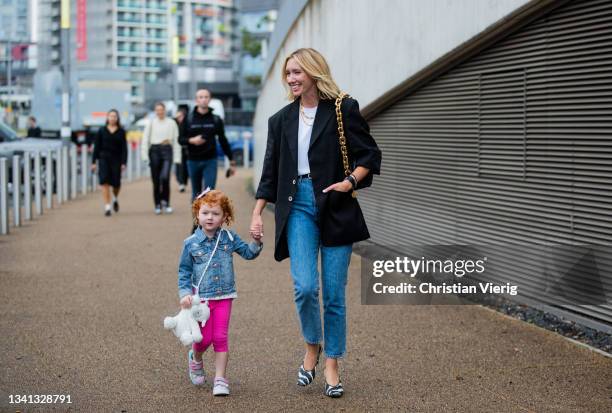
177,188,262,396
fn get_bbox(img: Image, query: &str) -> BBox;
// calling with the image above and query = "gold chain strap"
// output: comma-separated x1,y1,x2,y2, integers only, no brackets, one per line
335,92,357,198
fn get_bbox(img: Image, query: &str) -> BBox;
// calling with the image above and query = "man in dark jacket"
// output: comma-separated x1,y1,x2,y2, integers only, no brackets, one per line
179,88,236,199
27,116,42,138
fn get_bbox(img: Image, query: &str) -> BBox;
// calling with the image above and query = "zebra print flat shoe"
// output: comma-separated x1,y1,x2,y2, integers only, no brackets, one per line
296,345,322,386
324,380,344,398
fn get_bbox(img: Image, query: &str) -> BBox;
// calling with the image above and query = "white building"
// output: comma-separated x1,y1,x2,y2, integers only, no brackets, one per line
37,0,238,107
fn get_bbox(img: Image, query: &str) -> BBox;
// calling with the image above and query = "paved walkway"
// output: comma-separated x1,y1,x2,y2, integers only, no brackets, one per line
1,169,611,412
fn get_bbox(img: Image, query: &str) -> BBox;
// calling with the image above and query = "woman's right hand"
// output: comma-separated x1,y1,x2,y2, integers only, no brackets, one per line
250,213,264,239
91,163,96,172
180,295,192,309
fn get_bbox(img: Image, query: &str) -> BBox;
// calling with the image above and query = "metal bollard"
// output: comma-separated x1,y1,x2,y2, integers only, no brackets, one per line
135,143,141,179
129,145,135,182
34,151,42,215
55,148,62,205
62,146,69,202
243,144,249,168
46,150,53,209
12,155,21,227
0,157,9,234
92,161,98,192
81,145,88,195
142,145,150,178
23,152,32,220
70,145,77,199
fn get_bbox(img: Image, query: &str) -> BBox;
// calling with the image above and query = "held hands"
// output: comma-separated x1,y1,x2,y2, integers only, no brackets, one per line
322,179,353,193
251,231,263,245
250,213,264,242
179,295,193,309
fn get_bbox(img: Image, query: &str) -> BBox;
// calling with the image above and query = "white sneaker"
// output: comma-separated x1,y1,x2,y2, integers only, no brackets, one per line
164,206,173,214
213,377,230,396
187,349,206,386
154,206,162,215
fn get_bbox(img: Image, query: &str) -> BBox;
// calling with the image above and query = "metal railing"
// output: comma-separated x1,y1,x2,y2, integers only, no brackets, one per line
0,141,251,235
0,142,148,235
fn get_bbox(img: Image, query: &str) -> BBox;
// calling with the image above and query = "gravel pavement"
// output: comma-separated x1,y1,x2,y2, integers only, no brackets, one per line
1,169,611,412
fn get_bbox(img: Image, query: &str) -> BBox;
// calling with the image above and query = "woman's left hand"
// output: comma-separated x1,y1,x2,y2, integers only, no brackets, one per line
322,179,352,193
121,164,126,172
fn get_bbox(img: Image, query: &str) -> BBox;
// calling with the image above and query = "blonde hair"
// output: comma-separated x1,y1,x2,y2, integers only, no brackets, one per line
281,48,341,100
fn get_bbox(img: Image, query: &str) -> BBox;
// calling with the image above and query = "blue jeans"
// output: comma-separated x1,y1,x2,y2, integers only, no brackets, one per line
286,177,352,358
187,158,218,200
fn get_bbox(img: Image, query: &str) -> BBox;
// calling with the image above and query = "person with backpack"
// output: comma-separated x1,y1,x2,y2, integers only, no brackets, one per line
180,89,236,200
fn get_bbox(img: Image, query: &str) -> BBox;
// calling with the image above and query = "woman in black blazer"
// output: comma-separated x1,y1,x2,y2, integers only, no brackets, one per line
250,48,381,397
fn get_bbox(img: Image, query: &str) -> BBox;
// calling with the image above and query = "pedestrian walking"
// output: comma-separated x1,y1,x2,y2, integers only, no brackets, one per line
91,109,128,217
27,116,42,138
174,108,189,193
180,89,236,200
177,188,263,395
141,102,181,215
250,48,381,398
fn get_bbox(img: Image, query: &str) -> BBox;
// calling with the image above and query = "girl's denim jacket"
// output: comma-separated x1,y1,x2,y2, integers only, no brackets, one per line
178,227,262,299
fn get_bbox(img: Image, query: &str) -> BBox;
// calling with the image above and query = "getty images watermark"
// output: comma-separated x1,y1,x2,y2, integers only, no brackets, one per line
371,256,517,296
358,244,610,306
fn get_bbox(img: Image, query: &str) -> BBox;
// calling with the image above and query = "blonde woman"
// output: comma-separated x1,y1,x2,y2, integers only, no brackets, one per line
250,48,381,397
141,102,181,214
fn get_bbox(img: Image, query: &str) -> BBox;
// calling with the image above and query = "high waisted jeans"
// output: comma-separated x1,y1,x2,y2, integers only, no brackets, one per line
149,144,172,207
286,177,352,358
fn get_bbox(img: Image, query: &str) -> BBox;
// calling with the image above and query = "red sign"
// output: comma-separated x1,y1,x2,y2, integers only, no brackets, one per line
76,0,87,61
11,44,28,60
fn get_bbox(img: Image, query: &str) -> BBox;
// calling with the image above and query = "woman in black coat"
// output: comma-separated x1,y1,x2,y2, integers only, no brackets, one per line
250,48,381,397
91,109,127,216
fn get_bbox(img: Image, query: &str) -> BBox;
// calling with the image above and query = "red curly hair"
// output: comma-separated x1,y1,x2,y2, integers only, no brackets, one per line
192,189,235,227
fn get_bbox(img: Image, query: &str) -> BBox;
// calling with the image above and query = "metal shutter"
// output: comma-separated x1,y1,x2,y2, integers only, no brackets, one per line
361,0,612,330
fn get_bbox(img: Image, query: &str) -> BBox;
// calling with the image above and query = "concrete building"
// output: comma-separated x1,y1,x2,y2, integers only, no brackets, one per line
0,0,38,122
0,0,29,41
252,0,612,331
37,0,62,70
37,0,239,110
144,0,239,110
114,0,171,103
237,0,279,112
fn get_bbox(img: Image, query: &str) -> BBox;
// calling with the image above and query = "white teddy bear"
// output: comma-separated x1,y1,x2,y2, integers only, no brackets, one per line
164,295,210,346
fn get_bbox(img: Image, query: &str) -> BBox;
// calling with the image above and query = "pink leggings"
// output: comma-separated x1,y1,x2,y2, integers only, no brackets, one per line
192,298,233,353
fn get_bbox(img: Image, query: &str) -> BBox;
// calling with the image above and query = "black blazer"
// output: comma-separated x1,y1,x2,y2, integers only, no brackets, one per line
256,96,382,261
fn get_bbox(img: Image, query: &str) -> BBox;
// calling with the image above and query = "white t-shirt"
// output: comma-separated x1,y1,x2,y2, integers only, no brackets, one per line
297,105,317,175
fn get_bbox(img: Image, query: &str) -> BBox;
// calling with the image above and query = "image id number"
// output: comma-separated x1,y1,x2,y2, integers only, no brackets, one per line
9,394,72,404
